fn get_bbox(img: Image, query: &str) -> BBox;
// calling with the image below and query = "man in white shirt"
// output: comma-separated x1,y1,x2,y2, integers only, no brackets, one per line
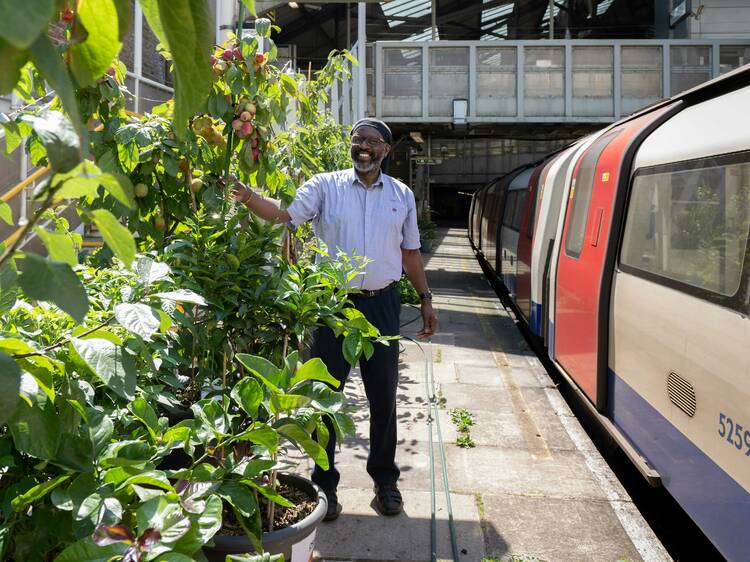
230,118,437,521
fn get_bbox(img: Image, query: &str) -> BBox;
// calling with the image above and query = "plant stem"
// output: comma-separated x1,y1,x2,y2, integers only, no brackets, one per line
0,191,56,270
13,316,115,359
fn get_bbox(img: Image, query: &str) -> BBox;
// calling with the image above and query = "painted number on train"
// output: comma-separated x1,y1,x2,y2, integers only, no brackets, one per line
718,413,750,456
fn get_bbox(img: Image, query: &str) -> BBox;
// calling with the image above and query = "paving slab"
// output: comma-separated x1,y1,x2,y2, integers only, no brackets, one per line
306,228,669,562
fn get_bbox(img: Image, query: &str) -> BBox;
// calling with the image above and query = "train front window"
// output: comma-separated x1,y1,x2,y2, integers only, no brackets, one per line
621,154,750,301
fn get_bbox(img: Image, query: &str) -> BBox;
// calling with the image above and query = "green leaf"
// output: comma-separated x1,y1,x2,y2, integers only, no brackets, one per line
20,110,81,174
29,36,85,145
114,303,161,340
128,396,159,435
240,0,257,17
231,377,263,418
0,351,22,426
218,481,257,517
236,426,279,453
0,39,28,96
140,0,214,138
244,480,293,508
87,408,114,456
34,227,78,267
154,289,207,306
171,494,222,554
277,422,328,470
0,202,11,225
236,353,281,391
9,390,61,460
154,553,195,562
0,262,18,316
69,0,122,87
118,471,174,493
290,357,340,388
133,256,171,285
71,338,136,400
55,538,126,562
342,331,362,367
136,496,191,545
0,0,54,49
271,393,312,413
90,209,136,268
99,173,135,209
19,253,89,323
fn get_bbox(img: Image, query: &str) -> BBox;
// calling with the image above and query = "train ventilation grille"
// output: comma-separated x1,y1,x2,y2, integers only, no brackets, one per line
667,372,696,417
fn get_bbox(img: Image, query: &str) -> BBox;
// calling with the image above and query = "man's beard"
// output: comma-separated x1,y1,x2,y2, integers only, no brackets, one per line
351,148,382,174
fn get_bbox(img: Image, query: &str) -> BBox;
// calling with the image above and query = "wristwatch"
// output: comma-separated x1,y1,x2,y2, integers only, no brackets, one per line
419,291,433,301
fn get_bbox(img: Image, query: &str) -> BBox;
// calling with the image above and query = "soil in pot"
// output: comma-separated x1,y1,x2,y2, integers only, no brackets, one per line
221,482,317,534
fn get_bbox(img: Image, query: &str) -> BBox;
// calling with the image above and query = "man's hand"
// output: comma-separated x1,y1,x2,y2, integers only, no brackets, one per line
417,300,438,340
221,176,252,204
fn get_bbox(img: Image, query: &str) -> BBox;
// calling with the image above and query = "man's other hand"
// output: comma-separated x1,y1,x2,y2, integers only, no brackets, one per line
417,300,438,340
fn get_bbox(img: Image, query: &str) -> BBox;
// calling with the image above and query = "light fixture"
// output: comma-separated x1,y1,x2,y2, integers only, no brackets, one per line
288,2,299,8
409,131,424,144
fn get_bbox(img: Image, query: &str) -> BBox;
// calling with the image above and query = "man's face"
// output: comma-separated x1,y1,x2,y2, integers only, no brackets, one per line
350,126,391,174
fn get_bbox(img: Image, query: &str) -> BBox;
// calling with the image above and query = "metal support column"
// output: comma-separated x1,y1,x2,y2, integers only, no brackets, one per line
613,44,621,120
422,45,430,119
662,42,670,97
357,3,366,120
564,43,573,117
711,42,720,78
517,46,525,118
469,45,477,119
134,2,143,114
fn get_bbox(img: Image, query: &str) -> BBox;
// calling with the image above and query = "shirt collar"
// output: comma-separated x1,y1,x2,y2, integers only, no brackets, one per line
350,168,385,189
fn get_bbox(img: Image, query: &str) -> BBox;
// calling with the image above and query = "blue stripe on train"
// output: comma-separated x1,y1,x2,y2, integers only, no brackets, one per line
530,301,542,336
608,370,750,562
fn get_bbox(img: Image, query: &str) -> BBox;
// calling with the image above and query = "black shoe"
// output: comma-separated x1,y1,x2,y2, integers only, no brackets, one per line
374,483,403,516
323,490,342,522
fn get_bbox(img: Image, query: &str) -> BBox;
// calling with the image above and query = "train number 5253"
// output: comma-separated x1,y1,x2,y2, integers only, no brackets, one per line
718,413,750,456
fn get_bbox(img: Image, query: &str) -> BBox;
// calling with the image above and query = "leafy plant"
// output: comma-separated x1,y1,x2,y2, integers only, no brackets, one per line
450,408,476,448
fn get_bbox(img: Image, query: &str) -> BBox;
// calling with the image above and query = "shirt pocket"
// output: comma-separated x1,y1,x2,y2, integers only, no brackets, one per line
384,198,408,237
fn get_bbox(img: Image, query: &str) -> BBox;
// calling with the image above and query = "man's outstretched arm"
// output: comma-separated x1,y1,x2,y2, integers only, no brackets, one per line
229,179,291,223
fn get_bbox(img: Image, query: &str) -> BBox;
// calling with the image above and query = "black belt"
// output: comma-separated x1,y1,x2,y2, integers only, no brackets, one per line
354,281,398,298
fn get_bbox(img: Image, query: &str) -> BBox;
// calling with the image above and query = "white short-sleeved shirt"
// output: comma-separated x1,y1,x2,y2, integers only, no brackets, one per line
286,168,421,290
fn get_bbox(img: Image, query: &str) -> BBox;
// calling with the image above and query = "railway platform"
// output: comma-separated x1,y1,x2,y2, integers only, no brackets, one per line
292,227,671,562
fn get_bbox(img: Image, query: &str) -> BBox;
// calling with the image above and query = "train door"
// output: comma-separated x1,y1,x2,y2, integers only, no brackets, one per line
553,106,676,408
500,169,532,296
515,164,545,322
530,148,578,338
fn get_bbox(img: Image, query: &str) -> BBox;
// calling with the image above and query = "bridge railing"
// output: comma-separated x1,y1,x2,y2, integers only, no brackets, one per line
366,39,749,123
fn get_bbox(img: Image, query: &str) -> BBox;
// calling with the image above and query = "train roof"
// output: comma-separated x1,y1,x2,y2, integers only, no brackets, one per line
634,83,750,169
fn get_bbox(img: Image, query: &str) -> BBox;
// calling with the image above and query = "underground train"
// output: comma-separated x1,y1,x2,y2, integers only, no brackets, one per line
469,67,750,561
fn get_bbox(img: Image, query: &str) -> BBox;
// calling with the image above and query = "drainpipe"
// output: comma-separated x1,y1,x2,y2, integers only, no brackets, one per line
358,3,366,120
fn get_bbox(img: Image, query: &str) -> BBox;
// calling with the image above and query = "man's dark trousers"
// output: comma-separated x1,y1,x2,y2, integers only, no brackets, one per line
311,287,401,493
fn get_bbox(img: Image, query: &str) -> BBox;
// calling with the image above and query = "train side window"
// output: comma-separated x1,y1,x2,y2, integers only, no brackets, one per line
565,129,621,258
527,185,539,238
512,191,527,231
503,192,517,227
621,152,750,310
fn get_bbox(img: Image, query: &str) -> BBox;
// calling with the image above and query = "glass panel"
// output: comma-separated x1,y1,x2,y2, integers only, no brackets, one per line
720,45,750,75
670,46,711,96
512,191,527,231
572,46,613,117
428,47,469,117
382,48,422,117
476,47,516,117
524,47,564,116
565,129,621,258
621,46,662,116
622,158,750,299
503,192,517,227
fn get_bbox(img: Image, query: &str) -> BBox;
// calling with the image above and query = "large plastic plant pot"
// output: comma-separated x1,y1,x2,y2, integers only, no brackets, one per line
204,473,328,562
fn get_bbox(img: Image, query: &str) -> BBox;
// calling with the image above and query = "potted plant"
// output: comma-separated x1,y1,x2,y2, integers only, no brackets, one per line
418,208,437,253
